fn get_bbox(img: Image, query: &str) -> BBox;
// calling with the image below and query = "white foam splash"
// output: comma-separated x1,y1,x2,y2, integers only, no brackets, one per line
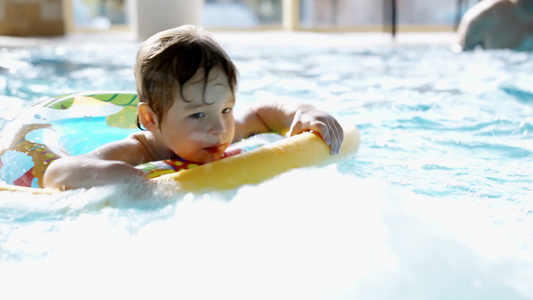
0,168,532,299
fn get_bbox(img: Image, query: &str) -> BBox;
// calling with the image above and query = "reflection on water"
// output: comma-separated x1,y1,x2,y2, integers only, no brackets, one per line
0,42,532,299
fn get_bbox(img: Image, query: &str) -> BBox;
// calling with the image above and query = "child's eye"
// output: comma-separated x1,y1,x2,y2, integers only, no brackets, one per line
222,107,232,114
190,112,205,119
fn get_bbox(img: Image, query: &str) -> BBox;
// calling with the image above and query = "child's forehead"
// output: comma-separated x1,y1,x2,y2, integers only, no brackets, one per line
181,67,234,93
173,67,235,104
173,88,235,109
188,66,229,82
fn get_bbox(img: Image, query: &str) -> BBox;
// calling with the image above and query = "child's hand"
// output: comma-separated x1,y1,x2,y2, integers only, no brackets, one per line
288,104,344,155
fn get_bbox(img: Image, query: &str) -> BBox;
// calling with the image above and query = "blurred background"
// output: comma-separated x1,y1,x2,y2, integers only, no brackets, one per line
0,0,474,38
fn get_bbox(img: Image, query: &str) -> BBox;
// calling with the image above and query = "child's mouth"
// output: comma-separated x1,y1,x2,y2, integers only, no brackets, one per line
203,144,226,154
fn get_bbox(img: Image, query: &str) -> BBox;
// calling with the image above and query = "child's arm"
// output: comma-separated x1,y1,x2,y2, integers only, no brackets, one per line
234,100,344,154
43,138,147,190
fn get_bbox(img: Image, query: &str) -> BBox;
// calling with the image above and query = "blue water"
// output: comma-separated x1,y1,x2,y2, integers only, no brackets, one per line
0,38,532,299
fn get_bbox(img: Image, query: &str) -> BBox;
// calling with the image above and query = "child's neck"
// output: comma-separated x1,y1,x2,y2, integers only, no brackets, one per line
143,131,178,161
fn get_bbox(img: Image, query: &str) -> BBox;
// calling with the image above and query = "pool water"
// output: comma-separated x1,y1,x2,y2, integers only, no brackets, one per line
0,37,532,299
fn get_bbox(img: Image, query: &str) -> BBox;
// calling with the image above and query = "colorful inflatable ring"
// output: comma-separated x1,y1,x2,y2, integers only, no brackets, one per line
0,92,360,193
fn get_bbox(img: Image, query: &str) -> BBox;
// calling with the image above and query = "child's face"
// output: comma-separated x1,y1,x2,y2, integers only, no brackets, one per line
159,67,235,163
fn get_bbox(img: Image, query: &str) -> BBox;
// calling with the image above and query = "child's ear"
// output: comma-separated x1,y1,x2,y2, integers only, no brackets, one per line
138,103,159,131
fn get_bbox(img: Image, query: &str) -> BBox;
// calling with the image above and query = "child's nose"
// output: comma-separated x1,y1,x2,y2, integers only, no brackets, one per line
208,117,225,135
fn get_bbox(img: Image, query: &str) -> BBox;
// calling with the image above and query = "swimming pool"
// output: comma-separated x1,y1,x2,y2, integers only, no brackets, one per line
0,33,532,299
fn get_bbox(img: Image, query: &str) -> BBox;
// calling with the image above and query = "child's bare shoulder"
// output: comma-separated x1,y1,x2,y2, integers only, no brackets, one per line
85,132,154,165
125,131,159,164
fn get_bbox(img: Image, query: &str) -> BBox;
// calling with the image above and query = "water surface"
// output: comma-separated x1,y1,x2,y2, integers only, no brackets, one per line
0,40,532,299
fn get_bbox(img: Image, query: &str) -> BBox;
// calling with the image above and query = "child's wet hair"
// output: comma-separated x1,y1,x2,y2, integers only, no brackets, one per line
134,25,238,126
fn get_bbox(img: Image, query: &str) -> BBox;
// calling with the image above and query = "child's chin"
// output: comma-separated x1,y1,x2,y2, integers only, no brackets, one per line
205,153,224,163
188,153,224,164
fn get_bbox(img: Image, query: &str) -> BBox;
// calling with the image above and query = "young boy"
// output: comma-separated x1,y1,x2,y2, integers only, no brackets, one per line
43,25,344,190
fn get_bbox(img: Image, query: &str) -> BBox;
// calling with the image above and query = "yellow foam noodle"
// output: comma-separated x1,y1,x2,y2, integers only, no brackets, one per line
152,123,360,191
0,124,359,194
0,184,59,194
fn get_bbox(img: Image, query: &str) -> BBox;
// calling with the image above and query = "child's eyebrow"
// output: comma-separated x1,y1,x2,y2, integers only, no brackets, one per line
184,102,205,110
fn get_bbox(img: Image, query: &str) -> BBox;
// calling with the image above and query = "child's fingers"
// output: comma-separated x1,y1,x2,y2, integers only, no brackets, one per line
290,120,328,141
288,119,305,137
329,120,344,155
289,117,344,155
311,120,346,155
310,121,331,145
289,120,334,154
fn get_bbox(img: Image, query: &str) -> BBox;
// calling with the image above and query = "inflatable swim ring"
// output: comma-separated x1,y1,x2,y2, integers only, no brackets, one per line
0,92,360,194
